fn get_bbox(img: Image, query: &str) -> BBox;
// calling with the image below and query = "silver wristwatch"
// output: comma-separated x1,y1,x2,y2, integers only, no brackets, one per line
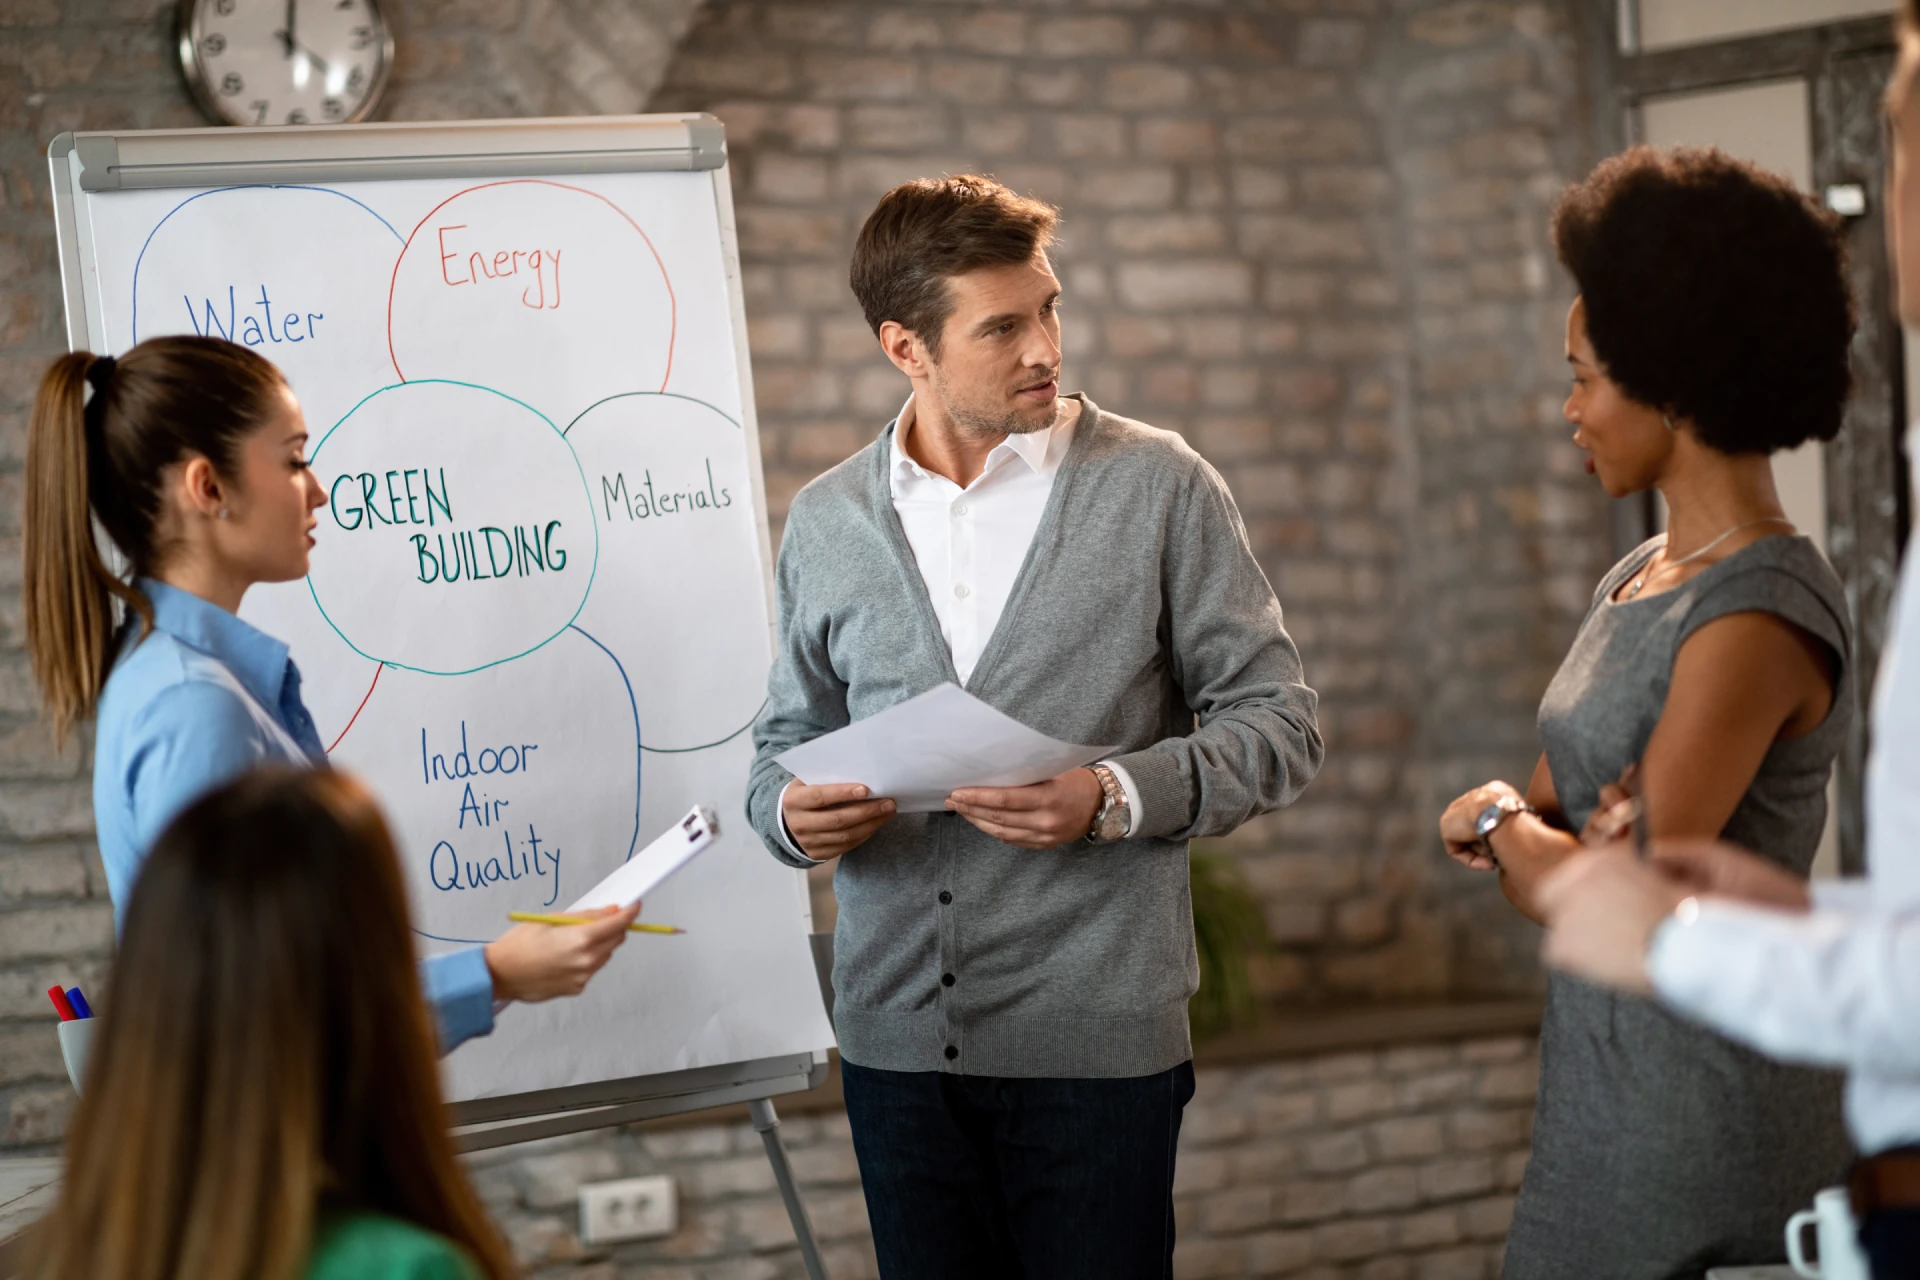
1088,764,1131,843
1473,794,1536,851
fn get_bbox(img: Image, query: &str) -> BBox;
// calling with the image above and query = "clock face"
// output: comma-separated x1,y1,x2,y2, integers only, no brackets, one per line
178,0,391,128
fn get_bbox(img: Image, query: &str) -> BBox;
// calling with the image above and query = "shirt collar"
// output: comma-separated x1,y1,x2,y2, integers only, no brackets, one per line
890,393,1058,481
136,578,293,712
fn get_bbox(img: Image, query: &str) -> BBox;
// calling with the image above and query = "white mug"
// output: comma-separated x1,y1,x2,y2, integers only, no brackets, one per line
56,1017,97,1094
1786,1186,1871,1280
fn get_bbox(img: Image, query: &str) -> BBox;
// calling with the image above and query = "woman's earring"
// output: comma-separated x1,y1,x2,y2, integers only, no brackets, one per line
217,508,230,520
1662,413,1676,432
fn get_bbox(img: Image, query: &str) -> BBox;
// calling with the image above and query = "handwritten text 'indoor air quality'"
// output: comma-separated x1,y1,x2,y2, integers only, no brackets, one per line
329,468,572,585
421,721,560,905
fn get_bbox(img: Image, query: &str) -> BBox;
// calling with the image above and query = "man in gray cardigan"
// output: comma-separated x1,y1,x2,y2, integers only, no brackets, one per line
747,175,1322,1279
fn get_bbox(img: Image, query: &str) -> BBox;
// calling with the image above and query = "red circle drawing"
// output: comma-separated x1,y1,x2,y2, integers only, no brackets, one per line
386,179,678,392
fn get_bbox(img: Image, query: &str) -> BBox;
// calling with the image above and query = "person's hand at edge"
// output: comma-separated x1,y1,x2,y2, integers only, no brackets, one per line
1537,845,1690,995
485,901,642,1003
1579,763,1640,845
1650,837,1812,910
785,782,896,861
947,767,1103,850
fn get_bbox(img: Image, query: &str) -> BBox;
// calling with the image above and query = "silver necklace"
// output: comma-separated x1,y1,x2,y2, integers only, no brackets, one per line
1624,517,1793,599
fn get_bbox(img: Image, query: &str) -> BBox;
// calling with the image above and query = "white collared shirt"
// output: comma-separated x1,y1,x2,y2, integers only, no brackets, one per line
778,393,1140,857
1647,427,1920,1155
889,393,1073,684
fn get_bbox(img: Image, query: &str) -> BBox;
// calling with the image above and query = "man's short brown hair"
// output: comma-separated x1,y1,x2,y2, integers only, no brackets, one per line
849,175,1058,358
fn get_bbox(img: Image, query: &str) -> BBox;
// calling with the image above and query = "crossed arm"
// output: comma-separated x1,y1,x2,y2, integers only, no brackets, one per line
1438,609,1837,923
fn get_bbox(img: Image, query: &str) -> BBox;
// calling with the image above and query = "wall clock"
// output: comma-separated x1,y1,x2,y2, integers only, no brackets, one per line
177,0,393,127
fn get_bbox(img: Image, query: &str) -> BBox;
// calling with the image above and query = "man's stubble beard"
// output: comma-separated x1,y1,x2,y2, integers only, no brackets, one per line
927,364,1059,439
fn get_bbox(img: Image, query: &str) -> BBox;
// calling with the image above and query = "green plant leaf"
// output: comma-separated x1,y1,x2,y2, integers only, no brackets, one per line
1189,845,1269,1041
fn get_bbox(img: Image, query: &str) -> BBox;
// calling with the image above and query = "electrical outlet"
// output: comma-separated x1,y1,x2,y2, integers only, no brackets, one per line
579,1174,677,1244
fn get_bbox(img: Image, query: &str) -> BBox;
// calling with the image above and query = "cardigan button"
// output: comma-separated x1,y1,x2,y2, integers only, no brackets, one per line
938,890,952,905
942,973,955,987
944,1045,958,1061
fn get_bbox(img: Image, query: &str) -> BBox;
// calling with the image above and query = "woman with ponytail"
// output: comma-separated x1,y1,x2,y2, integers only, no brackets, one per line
23,336,638,1053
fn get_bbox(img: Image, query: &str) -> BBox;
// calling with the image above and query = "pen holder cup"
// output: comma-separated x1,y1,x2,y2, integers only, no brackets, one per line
57,1017,97,1094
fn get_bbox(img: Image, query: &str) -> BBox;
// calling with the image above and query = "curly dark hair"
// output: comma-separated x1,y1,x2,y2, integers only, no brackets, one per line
1550,145,1854,455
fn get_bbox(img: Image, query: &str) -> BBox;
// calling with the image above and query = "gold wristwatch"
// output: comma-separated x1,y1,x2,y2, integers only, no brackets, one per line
1088,764,1131,843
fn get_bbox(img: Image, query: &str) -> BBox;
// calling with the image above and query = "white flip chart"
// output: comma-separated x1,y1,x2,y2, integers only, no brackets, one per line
62,124,834,1102
775,683,1118,812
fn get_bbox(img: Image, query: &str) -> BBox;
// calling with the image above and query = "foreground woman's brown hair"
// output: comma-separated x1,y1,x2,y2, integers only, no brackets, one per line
28,768,515,1280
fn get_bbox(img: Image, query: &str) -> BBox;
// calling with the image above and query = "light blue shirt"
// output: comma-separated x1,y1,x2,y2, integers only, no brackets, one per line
93,579,496,1054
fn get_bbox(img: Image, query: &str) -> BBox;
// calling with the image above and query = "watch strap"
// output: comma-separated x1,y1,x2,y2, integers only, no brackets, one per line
1088,763,1129,842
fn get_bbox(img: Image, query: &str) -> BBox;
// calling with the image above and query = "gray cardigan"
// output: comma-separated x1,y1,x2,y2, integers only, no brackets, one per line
747,396,1322,1078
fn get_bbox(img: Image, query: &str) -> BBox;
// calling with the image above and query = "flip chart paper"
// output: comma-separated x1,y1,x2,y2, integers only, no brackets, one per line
78,170,834,1097
567,808,715,912
775,683,1118,812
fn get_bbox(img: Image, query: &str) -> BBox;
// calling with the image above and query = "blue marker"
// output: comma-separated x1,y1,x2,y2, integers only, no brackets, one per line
65,987,92,1019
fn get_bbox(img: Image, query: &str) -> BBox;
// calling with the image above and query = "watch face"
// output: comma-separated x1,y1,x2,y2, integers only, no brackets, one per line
178,0,391,127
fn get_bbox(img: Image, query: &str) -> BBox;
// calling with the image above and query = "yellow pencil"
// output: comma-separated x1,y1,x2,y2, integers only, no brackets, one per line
507,911,684,935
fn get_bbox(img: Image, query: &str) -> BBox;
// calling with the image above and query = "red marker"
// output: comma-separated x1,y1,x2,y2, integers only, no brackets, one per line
46,986,77,1022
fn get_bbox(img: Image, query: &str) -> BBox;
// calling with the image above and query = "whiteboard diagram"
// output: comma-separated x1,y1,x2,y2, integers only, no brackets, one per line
77,164,832,1102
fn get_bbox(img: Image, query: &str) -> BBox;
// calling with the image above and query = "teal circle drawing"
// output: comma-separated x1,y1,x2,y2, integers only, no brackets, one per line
307,379,601,677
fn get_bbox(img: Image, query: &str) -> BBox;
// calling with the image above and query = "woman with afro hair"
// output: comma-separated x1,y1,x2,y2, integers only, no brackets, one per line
1438,145,1859,1277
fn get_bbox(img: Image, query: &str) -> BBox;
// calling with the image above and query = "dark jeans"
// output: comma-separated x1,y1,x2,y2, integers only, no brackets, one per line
840,1058,1196,1280
1864,1208,1920,1278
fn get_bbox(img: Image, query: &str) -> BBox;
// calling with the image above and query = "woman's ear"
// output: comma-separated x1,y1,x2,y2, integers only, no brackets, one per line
176,454,229,520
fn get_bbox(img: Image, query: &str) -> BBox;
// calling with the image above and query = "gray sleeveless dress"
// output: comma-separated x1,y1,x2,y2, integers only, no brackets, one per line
1502,535,1855,1280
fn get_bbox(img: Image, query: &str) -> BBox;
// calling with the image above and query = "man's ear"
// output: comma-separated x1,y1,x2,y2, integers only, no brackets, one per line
878,320,932,379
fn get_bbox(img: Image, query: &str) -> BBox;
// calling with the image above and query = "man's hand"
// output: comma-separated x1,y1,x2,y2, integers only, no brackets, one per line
946,767,1103,850
485,901,642,1003
1537,846,1690,995
785,782,896,861
1651,838,1812,910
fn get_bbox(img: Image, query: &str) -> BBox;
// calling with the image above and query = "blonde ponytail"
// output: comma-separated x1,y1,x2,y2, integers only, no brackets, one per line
23,353,148,746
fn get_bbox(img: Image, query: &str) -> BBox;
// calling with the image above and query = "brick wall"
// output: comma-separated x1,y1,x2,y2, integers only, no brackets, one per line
472,1032,1539,1280
648,0,1613,998
1381,1,1615,997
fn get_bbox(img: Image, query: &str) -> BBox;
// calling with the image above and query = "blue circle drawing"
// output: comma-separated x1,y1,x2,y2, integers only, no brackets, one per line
131,184,402,343
410,621,644,946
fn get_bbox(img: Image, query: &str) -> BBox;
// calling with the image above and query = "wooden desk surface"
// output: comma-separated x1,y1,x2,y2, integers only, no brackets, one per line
0,1157,61,1278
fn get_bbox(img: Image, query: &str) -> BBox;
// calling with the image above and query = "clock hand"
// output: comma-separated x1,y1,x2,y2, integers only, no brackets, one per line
284,0,296,56
293,40,333,75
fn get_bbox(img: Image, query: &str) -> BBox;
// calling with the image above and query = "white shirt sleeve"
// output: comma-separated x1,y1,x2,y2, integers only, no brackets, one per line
1811,877,1879,914
776,779,827,863
1099,759,1144,838
1648,897,1920,1079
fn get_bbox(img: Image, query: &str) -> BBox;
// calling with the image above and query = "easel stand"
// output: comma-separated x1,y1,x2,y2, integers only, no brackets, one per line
443,928,843,1275
752,1097,830,1280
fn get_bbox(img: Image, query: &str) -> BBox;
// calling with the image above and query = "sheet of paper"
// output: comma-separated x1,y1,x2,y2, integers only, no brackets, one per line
567,807,717,912
775,683,1118,812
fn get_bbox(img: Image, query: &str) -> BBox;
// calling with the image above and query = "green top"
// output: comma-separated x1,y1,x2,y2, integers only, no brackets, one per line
305,1212,480,1280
